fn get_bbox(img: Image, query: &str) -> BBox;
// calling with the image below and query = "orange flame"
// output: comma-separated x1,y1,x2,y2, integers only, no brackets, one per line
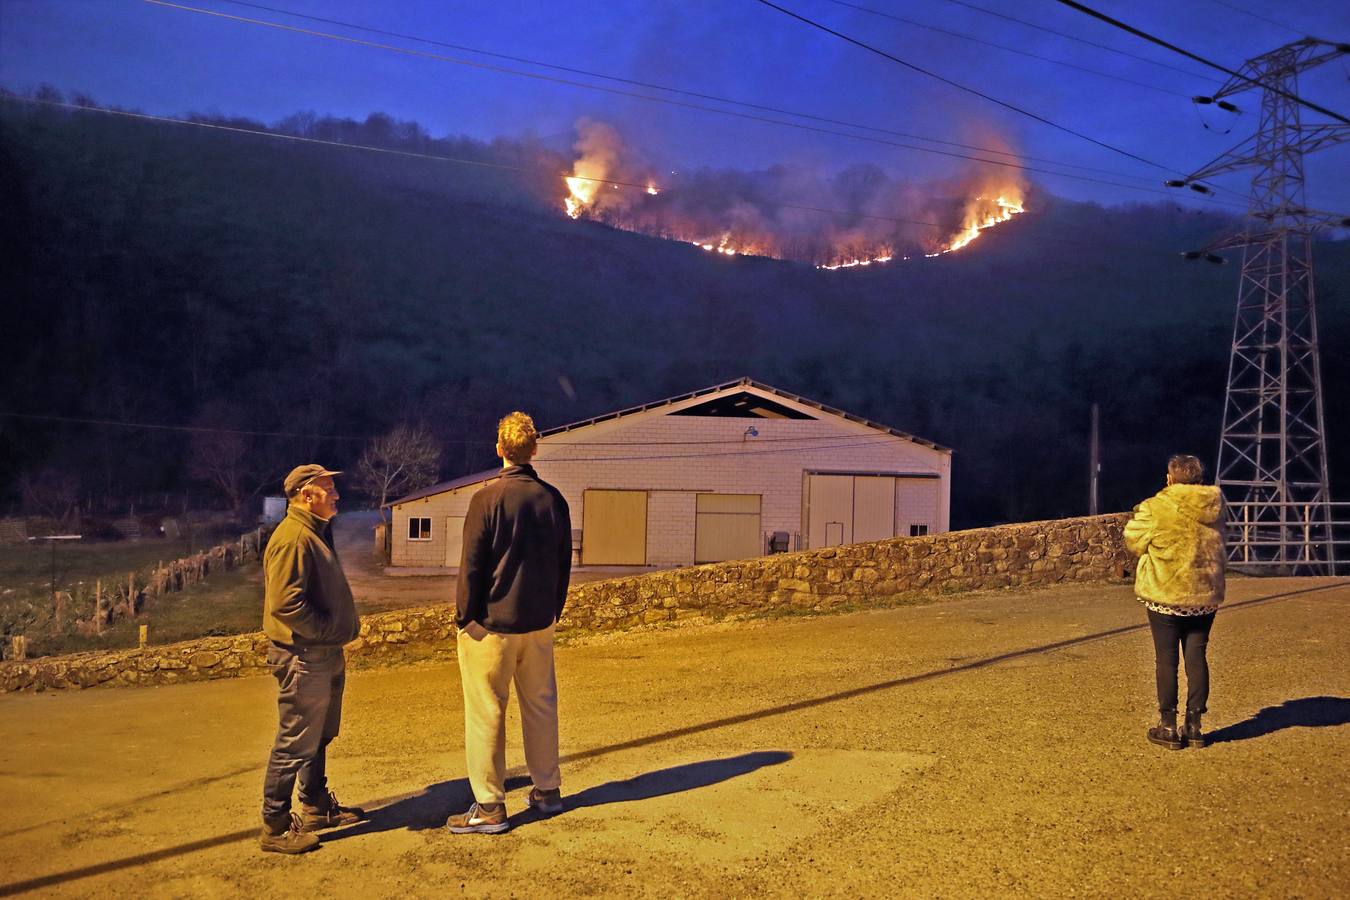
564,175,600,220
941,194,1025,254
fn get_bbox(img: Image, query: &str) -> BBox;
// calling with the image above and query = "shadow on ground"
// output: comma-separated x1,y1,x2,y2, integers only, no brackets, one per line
329,750,793,839
1206,696,1350,745
4,582,1340,896
513,750,793,829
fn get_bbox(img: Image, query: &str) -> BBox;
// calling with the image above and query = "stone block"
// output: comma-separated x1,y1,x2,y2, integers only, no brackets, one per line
189,651,221,669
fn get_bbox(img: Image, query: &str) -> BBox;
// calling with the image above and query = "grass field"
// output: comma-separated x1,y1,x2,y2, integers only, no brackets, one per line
0,538,190,598
38,564,266,656
0,531,262,658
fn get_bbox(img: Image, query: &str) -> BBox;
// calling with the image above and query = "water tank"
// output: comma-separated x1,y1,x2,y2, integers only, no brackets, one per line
262,496,287,525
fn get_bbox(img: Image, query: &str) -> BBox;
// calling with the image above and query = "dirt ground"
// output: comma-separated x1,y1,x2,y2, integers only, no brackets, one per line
1,576,1347,898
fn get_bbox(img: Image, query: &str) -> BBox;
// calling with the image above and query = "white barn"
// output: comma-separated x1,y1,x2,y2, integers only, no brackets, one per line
387,378,952,569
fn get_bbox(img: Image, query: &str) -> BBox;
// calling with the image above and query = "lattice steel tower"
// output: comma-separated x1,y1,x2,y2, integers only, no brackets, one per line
1172,38,1349,573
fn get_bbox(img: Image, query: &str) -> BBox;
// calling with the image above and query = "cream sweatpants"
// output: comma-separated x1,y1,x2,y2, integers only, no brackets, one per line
456,621,561,804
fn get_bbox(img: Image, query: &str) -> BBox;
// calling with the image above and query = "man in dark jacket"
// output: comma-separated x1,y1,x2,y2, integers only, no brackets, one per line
258,464,365,854
446,412,572,835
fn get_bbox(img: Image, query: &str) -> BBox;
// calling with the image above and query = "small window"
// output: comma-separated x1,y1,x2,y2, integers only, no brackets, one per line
909,524,929,537
408,517,432,541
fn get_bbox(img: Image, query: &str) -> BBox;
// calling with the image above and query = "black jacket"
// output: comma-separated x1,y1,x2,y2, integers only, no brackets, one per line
456,464,572,633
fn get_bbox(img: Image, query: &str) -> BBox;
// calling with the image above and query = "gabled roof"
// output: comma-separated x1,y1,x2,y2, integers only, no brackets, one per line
387,468,498,508
543,376,951,452
388,376,949,507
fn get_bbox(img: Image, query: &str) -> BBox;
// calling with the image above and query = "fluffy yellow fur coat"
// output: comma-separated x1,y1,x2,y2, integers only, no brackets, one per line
1123,483,1226,608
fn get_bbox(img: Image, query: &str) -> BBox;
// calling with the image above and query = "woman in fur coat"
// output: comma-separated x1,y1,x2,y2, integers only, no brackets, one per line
1123,454,1226,750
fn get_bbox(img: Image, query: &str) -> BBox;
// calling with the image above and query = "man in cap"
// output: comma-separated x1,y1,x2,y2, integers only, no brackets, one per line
446,412,572,834
258,464,365,854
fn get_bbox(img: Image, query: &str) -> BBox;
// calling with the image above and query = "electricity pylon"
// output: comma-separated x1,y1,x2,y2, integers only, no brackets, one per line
1170,38,1349,574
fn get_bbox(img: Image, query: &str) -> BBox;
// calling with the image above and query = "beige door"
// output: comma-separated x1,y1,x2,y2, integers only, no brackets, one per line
896,479,939,536
445,515,465,567
807,474,853,549
695,494,762,563
853,476,897,543
581,490,648,565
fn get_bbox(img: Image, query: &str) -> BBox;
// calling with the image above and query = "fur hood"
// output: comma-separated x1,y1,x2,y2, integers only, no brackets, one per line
1123,484,1226,609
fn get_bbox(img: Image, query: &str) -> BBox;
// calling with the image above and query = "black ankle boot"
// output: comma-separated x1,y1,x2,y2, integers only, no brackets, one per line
1181,712,1206,748
1147,713,1185,750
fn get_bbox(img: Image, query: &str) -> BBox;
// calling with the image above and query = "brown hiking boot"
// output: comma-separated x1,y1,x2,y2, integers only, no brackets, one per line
1147,714,1185,750
1181,712,1207,749
527,787,563,816
300,790,367,832
446,802,510,834
260,812,320,854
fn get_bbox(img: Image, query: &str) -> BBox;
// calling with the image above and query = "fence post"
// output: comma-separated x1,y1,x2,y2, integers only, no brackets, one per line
10,635,25,661
95,579,103,633
54,591,66,633
138,624,148,649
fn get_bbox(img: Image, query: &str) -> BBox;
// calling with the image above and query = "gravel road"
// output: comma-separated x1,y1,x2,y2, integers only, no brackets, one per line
1,576,1346,898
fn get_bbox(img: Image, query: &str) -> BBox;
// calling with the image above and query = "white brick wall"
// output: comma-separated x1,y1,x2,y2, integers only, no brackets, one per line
390,385,951,568
390,483,479,566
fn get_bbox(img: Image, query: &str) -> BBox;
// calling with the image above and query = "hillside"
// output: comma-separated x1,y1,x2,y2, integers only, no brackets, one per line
2,98,1348,528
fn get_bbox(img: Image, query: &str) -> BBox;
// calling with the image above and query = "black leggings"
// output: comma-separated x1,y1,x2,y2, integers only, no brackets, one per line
1146,609,1216,717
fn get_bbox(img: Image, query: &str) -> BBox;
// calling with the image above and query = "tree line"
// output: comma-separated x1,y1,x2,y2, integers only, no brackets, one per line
1,89,1347,529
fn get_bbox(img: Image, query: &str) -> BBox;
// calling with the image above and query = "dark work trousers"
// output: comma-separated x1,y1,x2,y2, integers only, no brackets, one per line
261,644,346,821
1146,609,1216,717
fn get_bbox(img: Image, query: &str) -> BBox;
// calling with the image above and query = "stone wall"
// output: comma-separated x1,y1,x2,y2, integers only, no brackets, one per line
0,513,1132,692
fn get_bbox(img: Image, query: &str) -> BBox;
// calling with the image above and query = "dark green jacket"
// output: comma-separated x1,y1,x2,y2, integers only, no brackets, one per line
262,505,360,647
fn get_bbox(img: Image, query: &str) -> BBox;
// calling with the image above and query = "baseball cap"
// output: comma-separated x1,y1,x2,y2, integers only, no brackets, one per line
283,464,342,497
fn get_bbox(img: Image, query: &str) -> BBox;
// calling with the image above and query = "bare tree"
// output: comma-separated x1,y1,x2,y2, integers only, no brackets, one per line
187,402,253,515
354,424,442,519
18,466,80,524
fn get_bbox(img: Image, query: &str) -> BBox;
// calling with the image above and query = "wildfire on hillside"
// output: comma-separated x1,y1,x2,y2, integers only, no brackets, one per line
559,120,1027,270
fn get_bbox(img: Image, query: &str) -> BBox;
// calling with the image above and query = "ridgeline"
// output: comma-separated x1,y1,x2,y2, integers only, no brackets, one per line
2,97,1347,527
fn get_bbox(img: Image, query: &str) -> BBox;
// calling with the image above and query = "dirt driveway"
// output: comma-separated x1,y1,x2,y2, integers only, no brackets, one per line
332,510,630,614
1,577,1347,897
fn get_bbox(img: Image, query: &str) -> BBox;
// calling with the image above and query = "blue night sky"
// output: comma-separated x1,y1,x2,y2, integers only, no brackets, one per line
2,0,1348,210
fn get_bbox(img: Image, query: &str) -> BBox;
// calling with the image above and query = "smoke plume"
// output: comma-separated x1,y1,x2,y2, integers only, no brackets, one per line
561,119,1028,267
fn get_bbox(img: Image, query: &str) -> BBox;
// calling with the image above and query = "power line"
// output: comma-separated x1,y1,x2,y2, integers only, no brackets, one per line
0,411,370,441
11,97,1263,288
212,0,1164,182
6,97,952,229
2,410,940,457
933,0,1222,83
752,0,1189,175
7,96,1252,269
822,0,1193,98
1051,0,1350,125
3,95,1253,266
1199,0,1309,40
141,0,1250,206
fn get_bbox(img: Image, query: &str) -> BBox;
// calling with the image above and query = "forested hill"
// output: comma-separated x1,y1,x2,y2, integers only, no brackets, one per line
2,99,1348,528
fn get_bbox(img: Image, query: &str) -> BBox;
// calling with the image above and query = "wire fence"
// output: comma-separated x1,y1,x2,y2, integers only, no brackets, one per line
1225,501,1350,576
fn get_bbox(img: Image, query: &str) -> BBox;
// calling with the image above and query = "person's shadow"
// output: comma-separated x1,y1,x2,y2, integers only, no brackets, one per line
1205,696,1350,745
327,750,792,840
